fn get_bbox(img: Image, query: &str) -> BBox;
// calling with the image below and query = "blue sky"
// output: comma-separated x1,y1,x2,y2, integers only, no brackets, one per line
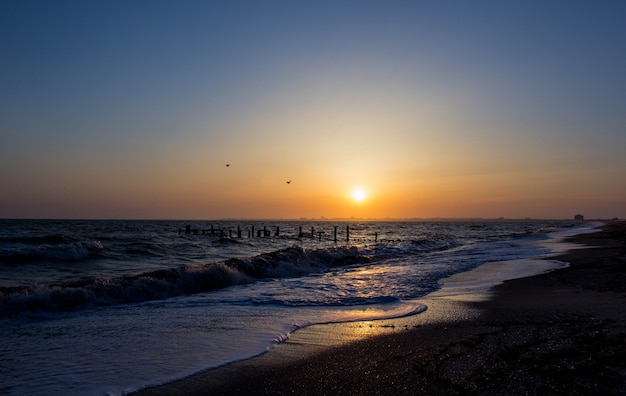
1,1,625,219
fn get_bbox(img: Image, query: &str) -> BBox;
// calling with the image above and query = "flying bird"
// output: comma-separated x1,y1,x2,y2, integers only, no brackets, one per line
286,180,291,184
226,164,230,167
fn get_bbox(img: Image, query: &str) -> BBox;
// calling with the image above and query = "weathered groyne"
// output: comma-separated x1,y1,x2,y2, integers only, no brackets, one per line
178,224,387,243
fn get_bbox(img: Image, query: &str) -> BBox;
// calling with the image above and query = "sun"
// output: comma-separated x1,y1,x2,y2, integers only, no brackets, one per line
351,188,367,202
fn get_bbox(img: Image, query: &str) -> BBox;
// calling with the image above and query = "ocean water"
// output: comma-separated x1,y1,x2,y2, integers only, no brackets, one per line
0,219,596,395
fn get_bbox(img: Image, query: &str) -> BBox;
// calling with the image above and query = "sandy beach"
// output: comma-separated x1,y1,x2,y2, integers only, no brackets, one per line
137,222,626,395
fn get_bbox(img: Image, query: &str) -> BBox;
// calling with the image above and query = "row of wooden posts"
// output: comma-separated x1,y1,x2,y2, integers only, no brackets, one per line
179,224,380,243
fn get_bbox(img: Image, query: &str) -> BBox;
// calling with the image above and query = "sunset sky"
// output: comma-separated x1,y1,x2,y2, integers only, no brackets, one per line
1,1,625,220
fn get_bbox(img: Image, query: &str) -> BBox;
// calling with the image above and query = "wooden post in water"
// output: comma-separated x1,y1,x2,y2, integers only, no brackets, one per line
275,227,280,236
299,226,303,238
317,231,324,241
374,232,378,243
237,225,242,238
263,226,267,237
251,225,254,238
333,226,338,242
311,227,314,238
346,225,350,242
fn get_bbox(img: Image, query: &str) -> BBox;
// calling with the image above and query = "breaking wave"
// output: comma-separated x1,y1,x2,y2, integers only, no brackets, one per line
0,245,370,317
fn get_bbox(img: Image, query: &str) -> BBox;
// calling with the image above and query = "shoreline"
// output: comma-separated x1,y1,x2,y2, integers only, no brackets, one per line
136,222,626,395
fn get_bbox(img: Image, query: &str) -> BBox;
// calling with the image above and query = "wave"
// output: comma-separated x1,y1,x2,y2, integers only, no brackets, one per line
534,223,575,234
0,245,371,317
409,237,460,252
0,235,104,262
369,236,462,259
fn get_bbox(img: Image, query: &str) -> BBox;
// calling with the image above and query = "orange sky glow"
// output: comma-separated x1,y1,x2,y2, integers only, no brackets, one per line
1,2,625,220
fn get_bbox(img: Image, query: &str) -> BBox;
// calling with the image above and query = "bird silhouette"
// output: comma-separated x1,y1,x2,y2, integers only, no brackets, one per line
226,164,230,167
286,180,291,184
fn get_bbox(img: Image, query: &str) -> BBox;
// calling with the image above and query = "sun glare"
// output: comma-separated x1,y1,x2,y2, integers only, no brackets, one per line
352,188,367,202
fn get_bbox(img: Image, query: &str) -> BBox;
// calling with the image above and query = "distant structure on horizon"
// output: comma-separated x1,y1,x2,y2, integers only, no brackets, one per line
574,214,584,221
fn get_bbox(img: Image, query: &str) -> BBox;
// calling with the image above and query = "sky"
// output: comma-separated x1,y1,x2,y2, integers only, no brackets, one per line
1,1,625,220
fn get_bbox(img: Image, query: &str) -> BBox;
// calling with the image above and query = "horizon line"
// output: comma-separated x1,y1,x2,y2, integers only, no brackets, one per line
1,216,611,222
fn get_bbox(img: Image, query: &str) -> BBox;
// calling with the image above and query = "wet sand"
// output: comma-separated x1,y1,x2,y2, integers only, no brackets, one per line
137,222,626,395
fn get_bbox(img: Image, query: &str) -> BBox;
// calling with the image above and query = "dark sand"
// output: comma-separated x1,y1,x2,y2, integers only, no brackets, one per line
137,222,626,395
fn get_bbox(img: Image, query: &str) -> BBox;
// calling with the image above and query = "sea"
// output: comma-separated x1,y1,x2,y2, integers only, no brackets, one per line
0,219,599,395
